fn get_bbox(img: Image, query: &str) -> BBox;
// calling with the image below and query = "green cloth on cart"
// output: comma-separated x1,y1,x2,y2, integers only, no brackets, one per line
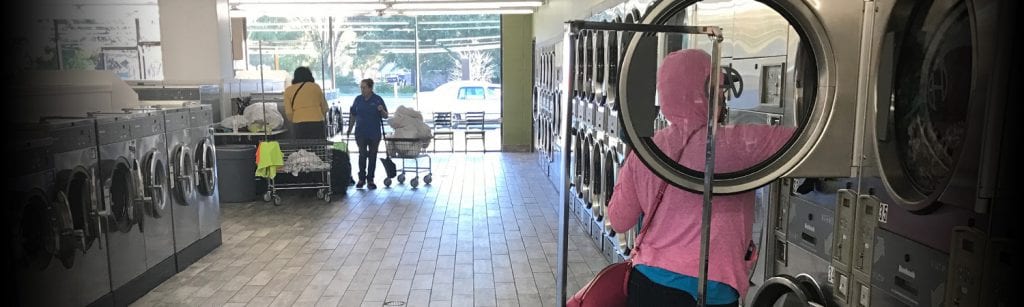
256,141,284,179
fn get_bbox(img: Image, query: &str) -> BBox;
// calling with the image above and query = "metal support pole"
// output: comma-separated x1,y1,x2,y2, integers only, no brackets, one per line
698,35,724,307
555,26,576,307
415,16,422,109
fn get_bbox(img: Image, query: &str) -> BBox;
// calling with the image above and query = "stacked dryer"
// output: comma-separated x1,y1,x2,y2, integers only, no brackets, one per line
845,0,1019,306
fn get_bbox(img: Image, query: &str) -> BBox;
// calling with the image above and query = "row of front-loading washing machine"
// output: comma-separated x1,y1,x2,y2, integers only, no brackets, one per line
534,0,1019,306
533,0,658,265
9,104,221,307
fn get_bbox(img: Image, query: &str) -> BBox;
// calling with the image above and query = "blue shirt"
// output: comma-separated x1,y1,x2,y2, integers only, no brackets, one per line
350,94,388,140
635,264,739,305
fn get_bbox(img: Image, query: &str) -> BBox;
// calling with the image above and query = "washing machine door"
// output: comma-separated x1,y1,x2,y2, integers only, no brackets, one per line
54,167,97,266
195,138,217,197
868,0,1008,212
105,158,137,233
617,0,856,194
13,188,60,271
171,145,196,204
141,150,168,217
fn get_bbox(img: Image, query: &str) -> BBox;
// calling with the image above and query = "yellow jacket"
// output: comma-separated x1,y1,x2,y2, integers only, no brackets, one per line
283,82,329,123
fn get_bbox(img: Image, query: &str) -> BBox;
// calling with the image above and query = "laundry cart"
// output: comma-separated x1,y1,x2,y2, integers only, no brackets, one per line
383,137,433,188
264,139,332,205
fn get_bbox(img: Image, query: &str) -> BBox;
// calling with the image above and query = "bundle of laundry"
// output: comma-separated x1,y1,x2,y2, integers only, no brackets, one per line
387,106,433,139
255,141,284,179
242,102,285,132
386,106,433,156
282,149,329,176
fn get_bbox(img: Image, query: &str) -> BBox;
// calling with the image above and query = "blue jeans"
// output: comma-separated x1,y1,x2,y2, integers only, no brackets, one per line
356,137,381,181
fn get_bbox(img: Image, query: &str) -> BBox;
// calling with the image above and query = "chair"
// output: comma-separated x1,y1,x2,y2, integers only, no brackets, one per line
463,111,486,152
432,112,455,152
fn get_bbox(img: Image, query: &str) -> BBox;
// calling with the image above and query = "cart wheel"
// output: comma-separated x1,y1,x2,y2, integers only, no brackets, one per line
411,177,419,188
263,191,272,202
384,178,392,187
272,194,282,206
398,174,406,184
324,194,331,203
424,174,433,185
317,189,325,200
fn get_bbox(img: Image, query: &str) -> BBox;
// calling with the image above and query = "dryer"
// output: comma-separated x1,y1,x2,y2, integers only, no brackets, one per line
857,0,1017,305
608,0,868,305
617,0,868,194
187,105,222,262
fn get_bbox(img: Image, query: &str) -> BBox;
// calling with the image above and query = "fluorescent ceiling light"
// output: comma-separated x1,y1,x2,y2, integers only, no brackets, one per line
392,1,542,9
231,3,387,17
401,9,534,15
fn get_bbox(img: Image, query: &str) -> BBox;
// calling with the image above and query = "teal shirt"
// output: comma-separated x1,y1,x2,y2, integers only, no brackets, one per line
635,264,739,305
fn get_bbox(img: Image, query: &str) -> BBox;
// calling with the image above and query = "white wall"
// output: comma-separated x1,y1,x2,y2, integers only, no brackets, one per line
159,0,233,84
533,0,621,44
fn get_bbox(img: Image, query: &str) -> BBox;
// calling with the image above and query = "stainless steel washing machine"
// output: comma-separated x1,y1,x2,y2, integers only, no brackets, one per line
89,113,149,306
187,105,222,260
121,109,178,285
10,131,115,307
160,106,200,271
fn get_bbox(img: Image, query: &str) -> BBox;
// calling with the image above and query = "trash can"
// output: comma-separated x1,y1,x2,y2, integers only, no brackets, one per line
216,144,257,203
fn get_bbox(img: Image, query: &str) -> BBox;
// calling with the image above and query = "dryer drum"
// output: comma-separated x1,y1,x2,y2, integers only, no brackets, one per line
876,0,974,209
56,167,96,252
143,152,167,218
108,160,136,233
196,140,217,196
15,189,59,271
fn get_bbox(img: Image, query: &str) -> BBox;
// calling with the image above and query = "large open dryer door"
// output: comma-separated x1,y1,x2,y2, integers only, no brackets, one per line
104,157,138,234
617,0,865,194
140,151,168,218
171,144,197,205
54,167,100,268
195,138,217,197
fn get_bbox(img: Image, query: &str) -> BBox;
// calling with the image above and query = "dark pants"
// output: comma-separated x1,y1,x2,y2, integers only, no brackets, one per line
356,137,381,181
628,268,739,307
294,121,326,139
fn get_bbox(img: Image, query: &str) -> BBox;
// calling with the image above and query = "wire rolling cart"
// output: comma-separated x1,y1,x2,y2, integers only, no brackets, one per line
263,138,333,205
383,137,433,188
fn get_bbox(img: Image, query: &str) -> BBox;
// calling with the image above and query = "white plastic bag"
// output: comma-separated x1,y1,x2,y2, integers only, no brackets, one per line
243,103,284,130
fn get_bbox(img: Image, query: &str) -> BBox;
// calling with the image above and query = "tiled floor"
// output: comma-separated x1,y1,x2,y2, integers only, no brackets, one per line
133,153,606,307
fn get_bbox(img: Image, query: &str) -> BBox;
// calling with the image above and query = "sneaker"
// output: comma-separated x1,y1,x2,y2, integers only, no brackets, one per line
367,182,378,190
357,180,366,189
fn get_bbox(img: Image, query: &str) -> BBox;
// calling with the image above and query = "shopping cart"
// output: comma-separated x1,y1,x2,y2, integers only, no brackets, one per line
264,139,332,205
382,137,433,188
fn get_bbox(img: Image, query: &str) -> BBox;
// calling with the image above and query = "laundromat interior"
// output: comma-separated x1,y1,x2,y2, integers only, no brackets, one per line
4,0,1020,306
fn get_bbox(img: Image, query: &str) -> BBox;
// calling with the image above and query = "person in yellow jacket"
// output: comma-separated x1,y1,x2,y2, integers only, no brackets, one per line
283,67,329,139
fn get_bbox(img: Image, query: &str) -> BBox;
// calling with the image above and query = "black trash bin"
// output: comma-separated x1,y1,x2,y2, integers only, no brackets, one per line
217,144,257,203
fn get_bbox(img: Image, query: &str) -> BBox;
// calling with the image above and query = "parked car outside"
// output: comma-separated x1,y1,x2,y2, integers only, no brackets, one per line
418,80,501,123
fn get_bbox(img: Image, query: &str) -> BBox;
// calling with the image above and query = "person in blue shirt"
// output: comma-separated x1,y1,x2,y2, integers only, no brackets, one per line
346,79,388,189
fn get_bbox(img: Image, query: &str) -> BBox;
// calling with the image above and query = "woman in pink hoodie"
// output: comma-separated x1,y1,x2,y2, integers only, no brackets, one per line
608,49,795,306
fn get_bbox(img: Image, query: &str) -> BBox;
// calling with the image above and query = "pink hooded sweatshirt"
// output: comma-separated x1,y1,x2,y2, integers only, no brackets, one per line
608,49,795,298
